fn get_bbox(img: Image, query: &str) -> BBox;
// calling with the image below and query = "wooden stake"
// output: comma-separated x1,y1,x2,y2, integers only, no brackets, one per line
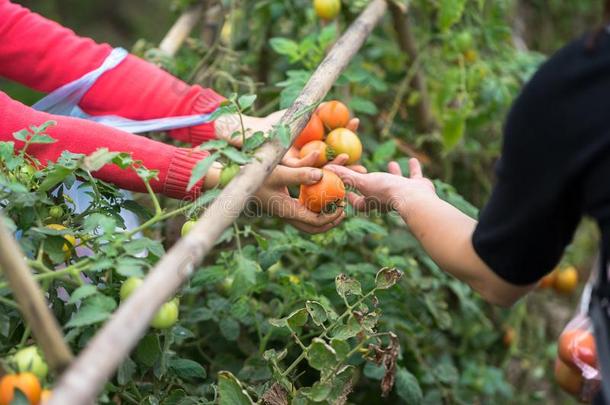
159,2,205,56
0,217,73,374
48,1,388,403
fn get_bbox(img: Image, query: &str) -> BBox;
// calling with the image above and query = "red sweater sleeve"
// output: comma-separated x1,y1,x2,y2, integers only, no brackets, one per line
0,0,225,145
1,92,207,200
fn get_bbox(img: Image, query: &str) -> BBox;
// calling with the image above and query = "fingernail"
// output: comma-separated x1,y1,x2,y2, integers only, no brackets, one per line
310,169,323,182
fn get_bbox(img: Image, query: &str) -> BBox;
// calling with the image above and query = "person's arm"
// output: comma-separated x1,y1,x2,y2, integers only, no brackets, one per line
326,161,533,307
0,0,223,145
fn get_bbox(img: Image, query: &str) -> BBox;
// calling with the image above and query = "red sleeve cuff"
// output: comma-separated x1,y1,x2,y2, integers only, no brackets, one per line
164,148,209,200
169,89,225,146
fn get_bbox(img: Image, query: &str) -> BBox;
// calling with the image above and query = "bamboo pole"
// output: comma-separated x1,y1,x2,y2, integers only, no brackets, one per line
389,3,436,133
48,1,388,403
0,217,73,373
159,2,205,56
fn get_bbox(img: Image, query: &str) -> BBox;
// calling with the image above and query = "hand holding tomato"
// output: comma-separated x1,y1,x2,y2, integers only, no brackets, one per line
254,165,345,234
325,159,436,212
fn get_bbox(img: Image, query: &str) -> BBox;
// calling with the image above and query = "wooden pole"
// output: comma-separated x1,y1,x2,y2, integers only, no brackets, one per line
48,1,388,403
389,3,436,133
159,3,205,56
0,217,73,373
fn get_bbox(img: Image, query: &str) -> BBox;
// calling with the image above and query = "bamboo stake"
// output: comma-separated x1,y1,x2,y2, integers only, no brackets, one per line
389,3,436,133
0,217,73,373
159,2,205,56
48,1,388,403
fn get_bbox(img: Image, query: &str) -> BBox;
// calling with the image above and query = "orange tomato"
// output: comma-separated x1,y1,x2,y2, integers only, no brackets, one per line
317,101,350,130
538,270,557,289
503,326,516,348
40,389,52,404
554,266,579,294
313,0,341,21
299,141,332,167
554,358,583,397
0,373,42,405
325,128,362,165
299,169,346,213
294,114,324,149
558,329,597,369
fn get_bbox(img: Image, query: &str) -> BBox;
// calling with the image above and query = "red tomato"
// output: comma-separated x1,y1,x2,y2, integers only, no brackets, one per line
558,329,597,369
294,114,324,148
317,101,350,130
298,169,346,213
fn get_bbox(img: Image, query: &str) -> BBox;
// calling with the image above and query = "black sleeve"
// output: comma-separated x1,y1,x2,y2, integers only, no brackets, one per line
472,47,584,286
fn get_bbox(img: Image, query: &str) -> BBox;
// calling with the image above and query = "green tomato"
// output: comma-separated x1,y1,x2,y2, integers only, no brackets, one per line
151,299,179,330
13,346,48,380
219,164,240,188
181,220,196,237
15,164,37,185
120,277,143,301
49,205,64,220
455,31,474,53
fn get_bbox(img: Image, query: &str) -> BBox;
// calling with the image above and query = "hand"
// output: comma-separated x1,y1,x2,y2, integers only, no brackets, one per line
325,159,436,212
215,111,285,147
254,165,345,234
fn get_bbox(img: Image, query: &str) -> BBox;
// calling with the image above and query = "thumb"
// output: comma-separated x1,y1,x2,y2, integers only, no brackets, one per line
324,164,363,188
272,166,324,186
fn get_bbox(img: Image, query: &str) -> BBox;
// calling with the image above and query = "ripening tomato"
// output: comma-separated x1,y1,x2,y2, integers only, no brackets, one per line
313,0,341,21
554,266,579,294
325,128,362,165
294,114,324,149
554,358,583,397
558,329,597,369
219,164,240,188
538,269,557,289
48,205,64,220
299,141,334,167
40,389,52,404
299,169,345,213
45,224,76,256
317,101,350,130
502,327,516,348
13,346,48,380
181,220,197,237
151,299,179,330
0,373,42,405
463,49,478,63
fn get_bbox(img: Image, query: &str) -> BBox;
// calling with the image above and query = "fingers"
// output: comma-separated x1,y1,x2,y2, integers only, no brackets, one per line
328,153,349,166
284,150,321,168
347,192,368,211
346,118,360,132
323,164,363,188
271,166,323,187
347,165,368,174
286,217,342,234
388,161,403,176
278,196,345,227
409,158,423,179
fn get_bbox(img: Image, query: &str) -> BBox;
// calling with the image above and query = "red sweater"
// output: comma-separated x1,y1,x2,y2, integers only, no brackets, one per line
0,0,225,199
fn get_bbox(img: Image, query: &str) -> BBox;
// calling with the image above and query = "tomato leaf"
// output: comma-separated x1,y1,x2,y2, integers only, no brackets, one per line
68,285,98,305
305,301,328,326
218,371,255,405
395,367,423,405
374,267,403,290
335,273,362,299
306,338,338,371
187,152,220,192
169,358,207,380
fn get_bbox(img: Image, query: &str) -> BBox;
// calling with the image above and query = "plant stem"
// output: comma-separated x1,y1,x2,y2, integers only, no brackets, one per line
143,180,163,217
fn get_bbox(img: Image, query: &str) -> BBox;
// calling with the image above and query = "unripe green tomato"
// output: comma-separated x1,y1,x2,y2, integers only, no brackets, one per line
455,31,474,53
15,164,36,185
181,220,196,237
313,0,341,21
13,346,48,380
48,206,64,220
151,299,179,330
219,164,240,188
119,277,143,301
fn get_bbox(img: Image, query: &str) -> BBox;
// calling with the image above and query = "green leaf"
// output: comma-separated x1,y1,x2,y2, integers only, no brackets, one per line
237,94,257,111
269,38,300,58
68,285,98,305
219,317,240,341
116,257,147,278
82,148,120,172
221,147,251,165
198,139,229,151
135,334,162,368
169,358,207,380
65,301,112,328
218,371,255,405
38,166,73,192
335,273,362,299
331,338,350,361
287,308,308,329
374,267,403,290
442,111,466,150
306,338,338,371
273,124,292,148
305,300,328,326
349,96,378,115
372,141,397,165
187,152,220,191
331,316,361,340
300,381,332,402
437,0,466,31
395,367,423,404
117,357,137,385
191,265,227,288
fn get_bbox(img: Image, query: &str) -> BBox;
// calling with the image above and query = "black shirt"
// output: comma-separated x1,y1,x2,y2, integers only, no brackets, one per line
472,31,610,286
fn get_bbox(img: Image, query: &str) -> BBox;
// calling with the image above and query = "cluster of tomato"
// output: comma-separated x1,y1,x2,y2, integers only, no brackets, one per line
120,277,180,330
554,328,599,401
538,265,579,295
0,347,51,405
296,101,362,213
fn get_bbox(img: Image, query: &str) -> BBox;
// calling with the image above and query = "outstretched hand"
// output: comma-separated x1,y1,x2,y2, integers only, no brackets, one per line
325,159,436,212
